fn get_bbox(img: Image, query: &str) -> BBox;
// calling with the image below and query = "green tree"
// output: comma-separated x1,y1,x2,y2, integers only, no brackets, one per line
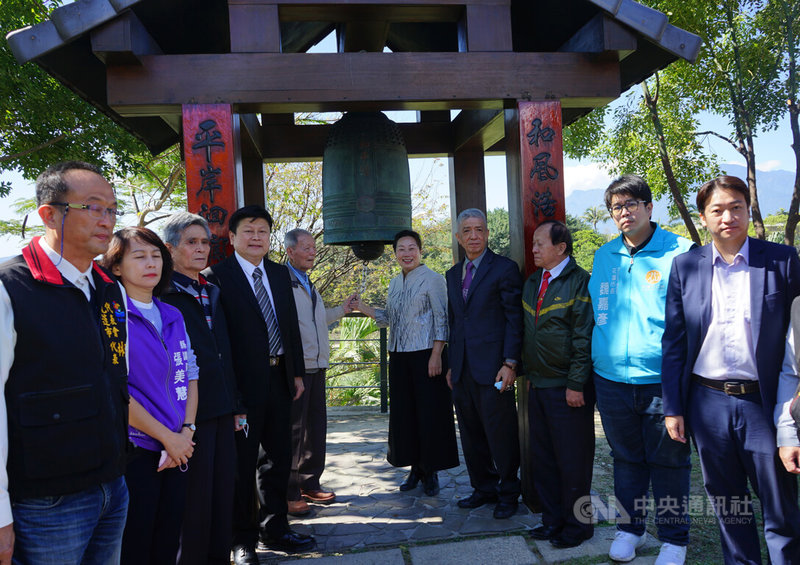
487,208,510,257
572,229,606,272
565,70,715,246
0,0,148,189
581,206,609,231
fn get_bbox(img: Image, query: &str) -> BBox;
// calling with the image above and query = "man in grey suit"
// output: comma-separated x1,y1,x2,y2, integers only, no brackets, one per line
445,208,523,519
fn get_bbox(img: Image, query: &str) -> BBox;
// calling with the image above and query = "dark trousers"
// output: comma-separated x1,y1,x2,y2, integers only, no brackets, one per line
177,415,235,565
233,365,292,547
121,448,188,565
529,384,595,539
689,381,800,564
452,361,521,504
288,369,328,500
387,350,459,473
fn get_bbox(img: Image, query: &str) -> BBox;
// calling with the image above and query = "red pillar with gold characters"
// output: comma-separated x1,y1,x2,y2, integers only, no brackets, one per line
516,100,565,276
182,104,239,265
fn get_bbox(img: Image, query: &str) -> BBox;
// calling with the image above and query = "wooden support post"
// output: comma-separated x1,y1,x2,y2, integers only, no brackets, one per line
234,114,266,207
182,104,240,265
448,147,487,261
505,99,565,513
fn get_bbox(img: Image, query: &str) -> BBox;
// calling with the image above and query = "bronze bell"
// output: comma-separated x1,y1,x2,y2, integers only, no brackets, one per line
322,112,412,261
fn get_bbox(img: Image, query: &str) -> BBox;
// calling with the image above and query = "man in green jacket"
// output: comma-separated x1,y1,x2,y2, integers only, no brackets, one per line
522,220,594,549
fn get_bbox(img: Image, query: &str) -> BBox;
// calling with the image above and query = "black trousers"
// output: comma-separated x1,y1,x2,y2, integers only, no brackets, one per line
288,369,328,500
177,414,236,565
387,349,459,473
452,360,521,504
233,365,292,547
121,448,188,565
529,384,595,539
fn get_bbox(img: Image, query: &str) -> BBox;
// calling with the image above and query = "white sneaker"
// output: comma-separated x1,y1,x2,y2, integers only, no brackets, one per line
654,542,686,565
609,530,647,562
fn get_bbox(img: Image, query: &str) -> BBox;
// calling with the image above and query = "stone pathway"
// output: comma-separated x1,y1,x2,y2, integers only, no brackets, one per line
252,407,663,564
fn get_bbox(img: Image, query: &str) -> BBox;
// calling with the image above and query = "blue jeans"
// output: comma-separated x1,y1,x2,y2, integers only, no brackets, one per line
12,476,128,565
594,375,691,545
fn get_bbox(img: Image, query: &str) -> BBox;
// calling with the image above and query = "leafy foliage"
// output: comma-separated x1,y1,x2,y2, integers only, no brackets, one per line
572,229,607,272
0,0,149,184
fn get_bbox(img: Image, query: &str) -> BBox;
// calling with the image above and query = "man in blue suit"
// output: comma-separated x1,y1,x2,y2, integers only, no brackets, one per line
445,208,523,519
662,175,800,564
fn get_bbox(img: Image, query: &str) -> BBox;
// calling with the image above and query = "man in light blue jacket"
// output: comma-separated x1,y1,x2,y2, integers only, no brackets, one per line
589,175,694,565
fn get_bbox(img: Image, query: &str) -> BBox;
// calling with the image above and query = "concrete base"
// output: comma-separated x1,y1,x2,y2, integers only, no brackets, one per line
409,536,538,565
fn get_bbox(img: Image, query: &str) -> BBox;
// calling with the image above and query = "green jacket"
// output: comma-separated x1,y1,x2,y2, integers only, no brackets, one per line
522,256,593,391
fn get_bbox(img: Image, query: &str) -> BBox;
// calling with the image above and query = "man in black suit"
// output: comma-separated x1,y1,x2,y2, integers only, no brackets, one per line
203,205,313,563
662,176,800,563
445,208,523,519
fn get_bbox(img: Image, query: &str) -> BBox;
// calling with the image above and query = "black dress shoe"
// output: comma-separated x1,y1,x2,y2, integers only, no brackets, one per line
550,532,589,548
261,531,316,553
530,524,561,540
422,473,440,496
399,469,421,491
457,490,498,509
493,500,518,519
232,544,259,565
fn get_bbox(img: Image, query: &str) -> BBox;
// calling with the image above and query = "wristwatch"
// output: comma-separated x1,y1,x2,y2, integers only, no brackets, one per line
182,423,196,432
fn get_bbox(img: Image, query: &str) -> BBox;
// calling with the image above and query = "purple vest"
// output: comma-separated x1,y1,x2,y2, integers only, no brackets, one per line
127,297,190,451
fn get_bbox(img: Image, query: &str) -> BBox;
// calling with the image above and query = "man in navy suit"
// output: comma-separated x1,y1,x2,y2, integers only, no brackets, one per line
203,205,314,564
445,208,523,519
662,176,800,564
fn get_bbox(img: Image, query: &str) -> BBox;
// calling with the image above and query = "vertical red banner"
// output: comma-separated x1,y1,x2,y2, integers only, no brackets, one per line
183,104,237,265
517,100,565,277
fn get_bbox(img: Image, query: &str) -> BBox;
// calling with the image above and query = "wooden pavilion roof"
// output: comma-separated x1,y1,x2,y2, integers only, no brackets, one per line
7,0,701,159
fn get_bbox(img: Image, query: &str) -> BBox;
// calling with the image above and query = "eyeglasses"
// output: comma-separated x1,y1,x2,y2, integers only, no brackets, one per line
609,200,647,216
50,202,123,220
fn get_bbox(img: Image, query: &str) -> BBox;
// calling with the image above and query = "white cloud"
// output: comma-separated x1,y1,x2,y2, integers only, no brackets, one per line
564,163,611,197
757,160,782,172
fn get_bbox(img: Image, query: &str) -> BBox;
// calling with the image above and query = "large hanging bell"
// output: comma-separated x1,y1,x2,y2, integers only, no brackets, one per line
322,112,412,261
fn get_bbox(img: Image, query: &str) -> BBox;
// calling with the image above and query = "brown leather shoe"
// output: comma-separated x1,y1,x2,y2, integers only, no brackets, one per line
287,499,311,516
301,489,336,504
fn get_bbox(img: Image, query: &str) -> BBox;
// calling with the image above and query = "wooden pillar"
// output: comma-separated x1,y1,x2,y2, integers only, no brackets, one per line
448,147,486,261
233,114,266,207
182,104,240,265
505,99,565,512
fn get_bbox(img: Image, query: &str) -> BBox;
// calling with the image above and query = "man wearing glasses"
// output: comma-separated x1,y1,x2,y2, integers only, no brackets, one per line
0,161,130,564
588,175,695,565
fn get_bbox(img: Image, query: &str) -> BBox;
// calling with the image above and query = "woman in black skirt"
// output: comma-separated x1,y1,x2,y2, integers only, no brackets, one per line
357,229,459,495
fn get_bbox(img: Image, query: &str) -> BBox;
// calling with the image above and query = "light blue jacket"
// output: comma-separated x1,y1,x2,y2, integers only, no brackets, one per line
589,226,694,384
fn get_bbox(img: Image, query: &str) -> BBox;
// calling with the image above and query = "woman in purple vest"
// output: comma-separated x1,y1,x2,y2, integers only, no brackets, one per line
102,226,199,565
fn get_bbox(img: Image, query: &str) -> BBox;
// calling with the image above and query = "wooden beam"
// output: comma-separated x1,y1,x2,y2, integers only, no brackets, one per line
449,147,487,260
459,4,512,52
277,4,463,22
107,52,620,114
452,109,504,151
254,122,453,162
90,12,162,65
229,3,281,52
337,21,389,52
558,14,637,59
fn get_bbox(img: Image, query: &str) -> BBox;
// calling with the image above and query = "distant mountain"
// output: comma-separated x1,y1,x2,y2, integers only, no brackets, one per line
566,165,796,233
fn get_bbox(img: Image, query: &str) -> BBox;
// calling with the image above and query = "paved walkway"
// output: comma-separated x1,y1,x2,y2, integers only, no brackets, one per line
253,406,663,564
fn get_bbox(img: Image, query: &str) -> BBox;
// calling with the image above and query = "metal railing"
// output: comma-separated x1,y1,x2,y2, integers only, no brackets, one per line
327,323,389,413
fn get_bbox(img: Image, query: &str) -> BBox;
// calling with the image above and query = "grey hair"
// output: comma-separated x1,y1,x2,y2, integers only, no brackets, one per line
284,228,313,249
162,212,211,247
456,208,487,230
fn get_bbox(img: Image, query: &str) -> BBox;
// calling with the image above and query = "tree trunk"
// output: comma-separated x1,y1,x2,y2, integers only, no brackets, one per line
784,103,800,246
642,80,702,245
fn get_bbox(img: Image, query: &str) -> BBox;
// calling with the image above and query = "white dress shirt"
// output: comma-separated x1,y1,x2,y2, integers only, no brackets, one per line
537,255,570,295
234,251,284,355
692,239,758,380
